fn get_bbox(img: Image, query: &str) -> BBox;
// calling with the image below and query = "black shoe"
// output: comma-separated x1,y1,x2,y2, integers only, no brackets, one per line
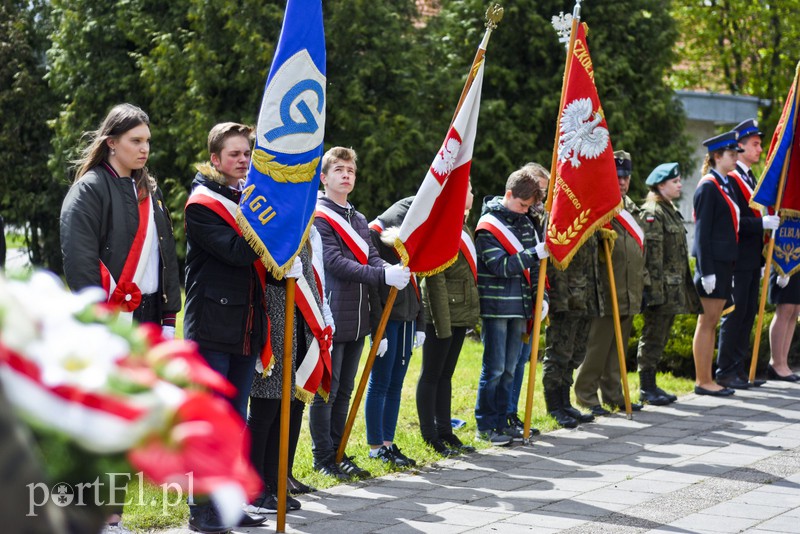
426,438,460,457
589,405,611,416
390,444,416,467
563,404,594,423
189,504,230,533
740,375,766,387
313,459,351,481
238,511,267,527
548,408,579,428
475,429,513,446
717,376,750,389
614,402,643,412
287,476,316,495
338,454,372,479
654,387,678,403
694,385,735,397
244,493,276,514
640,388,671,406
440,433,476,453
767,365,800,382
508,413,540,436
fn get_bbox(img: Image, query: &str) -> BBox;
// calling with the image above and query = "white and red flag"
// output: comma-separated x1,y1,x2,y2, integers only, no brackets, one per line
394,57,485,276
546,22,622,269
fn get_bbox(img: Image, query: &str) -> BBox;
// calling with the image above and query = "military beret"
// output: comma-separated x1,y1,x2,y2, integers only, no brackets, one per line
614,150,632,177
703,131,744,153
734,118,763,140
645,162,681,186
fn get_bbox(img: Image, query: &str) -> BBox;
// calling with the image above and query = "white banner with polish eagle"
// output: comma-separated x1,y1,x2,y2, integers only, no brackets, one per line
394,60,485,276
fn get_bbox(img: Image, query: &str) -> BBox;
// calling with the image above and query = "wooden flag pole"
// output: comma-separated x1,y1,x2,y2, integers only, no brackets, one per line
336,287,397,463
336,5,503,461
748,155,792,382
748,73,799,382
277,277,296,533
601,237,633,418
523,0,581,443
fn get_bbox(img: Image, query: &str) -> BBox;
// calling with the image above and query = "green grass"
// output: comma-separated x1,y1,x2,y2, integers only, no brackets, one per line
121,334,696,531
5,231,25,249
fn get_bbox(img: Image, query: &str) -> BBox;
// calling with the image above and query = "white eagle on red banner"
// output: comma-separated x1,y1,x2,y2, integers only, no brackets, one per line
558,97,609,168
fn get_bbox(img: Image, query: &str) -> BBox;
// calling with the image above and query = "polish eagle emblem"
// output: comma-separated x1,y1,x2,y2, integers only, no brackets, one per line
431,136,461,178
558,98,609,168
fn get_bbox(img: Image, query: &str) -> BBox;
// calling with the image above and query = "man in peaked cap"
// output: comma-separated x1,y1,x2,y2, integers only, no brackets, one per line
575,150,645,415
716,119,779,389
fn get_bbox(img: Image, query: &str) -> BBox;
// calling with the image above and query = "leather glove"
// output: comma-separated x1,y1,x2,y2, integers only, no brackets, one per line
540,300,549,321
384,264,411,290
534,242,549,260
376,338,388,357
286,257,303,279
414,330,426,349
701,274,716,294
762,215,780,231
161,325,176,339
777,275,791,288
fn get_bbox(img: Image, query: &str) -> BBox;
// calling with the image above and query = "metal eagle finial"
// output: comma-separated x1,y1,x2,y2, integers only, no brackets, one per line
485,4,504,30
551,11,573,49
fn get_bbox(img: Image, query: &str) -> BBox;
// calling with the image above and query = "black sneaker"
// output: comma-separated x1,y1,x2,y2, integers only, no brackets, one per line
475,429,512,446
189,504,229,533
390,444,416,467
441,433,476,453
370,445,398,464
508,413,540,437
313,459,351,481
426,438,460,457
287,476,316,495
501,424,523,442
244,493,277,514
338,454,372,479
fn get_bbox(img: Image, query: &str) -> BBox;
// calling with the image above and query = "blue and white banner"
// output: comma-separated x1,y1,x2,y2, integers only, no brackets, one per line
773,216,800,276
237,0,326,277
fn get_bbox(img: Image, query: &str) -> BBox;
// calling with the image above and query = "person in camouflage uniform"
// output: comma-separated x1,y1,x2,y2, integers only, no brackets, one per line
544,232,603,428
575,151,645,415
636,163,701,405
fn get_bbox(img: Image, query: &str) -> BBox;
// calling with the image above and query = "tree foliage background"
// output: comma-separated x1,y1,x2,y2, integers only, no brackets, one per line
8,0,781,272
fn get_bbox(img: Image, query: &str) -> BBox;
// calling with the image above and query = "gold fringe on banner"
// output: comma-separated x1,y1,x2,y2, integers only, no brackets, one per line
235,211,314,280
549,199,623,270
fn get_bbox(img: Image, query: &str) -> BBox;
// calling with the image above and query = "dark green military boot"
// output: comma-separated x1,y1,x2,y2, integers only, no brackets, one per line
544,385,578,428
639,369,671,406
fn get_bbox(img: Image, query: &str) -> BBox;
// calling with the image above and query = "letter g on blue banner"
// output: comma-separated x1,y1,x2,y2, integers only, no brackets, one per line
237,0,326,278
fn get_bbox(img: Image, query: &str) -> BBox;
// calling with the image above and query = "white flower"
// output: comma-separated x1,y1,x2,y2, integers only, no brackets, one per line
30,320,129,390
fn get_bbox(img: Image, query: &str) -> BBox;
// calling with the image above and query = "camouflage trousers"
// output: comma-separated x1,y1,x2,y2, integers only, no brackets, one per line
543,312,593,392
636,310,675,373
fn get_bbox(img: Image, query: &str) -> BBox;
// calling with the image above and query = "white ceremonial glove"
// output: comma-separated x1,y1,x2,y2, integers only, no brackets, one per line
286,257,303,279
384,264,411,290
161,325,176,339
534,242,549,260
414,330,426,349
761,267,766,279
377,338,388,357
701,274,716,295
777,275,791,288
762,215,781,231
540,300,549,321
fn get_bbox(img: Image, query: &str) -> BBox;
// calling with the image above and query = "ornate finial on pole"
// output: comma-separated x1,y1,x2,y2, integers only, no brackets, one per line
551,11,573,49
485,3,504,30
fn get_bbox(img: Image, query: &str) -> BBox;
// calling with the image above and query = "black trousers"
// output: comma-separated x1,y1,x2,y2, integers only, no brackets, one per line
717,268,760,380
416,324,467,442
247,397,305,495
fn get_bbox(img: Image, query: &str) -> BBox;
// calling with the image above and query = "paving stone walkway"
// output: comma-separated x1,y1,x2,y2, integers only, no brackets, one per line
168,380,800,533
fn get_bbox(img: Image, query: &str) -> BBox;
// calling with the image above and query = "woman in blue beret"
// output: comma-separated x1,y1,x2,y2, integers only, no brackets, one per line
691,131,742,397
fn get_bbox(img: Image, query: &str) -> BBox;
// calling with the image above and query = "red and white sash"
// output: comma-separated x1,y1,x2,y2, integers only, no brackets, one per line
729,169,762,218
460,229,478,283
476,213,532,287
100,194,156,323
697,174,741,241
613,210,644,251
315,205,369,264
186,185,274,373
293,274,333,402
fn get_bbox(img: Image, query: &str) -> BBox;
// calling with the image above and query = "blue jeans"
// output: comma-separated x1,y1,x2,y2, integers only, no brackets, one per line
509,341,531,416
475,318,526,433
365,320,414,445
199,349,257,422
